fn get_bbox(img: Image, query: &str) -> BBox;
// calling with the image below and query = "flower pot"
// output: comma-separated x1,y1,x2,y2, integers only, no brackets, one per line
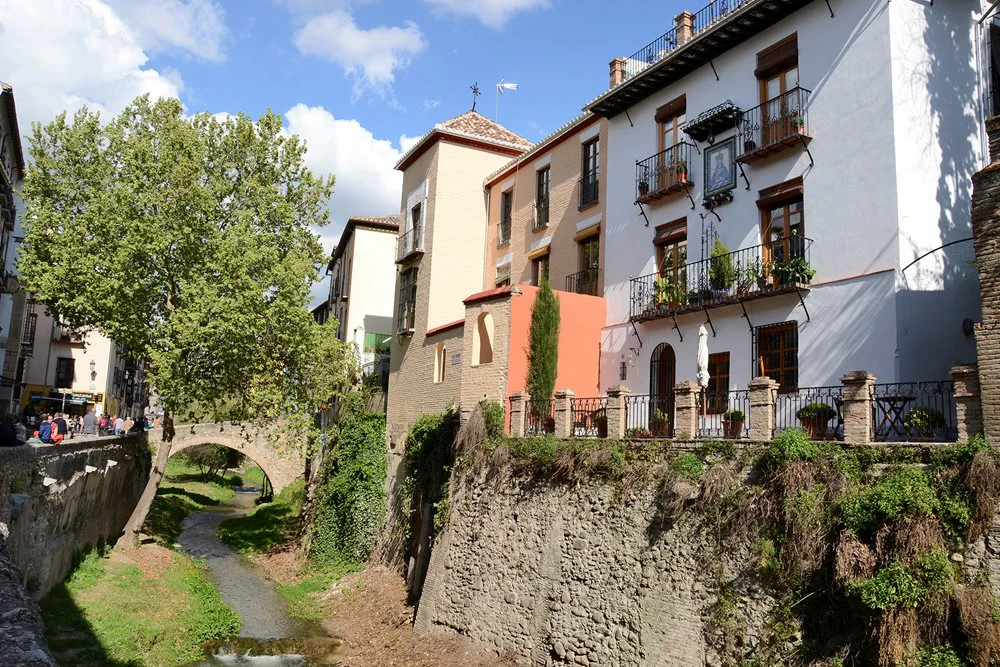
544,417,556,434
597,420,608,439
723,419,744,439
799,416,830,439
650,419,670,438
678,172,687,184
638,183,650,197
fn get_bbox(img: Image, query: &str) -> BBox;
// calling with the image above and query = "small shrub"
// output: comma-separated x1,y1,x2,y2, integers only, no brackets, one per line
903,408,946,434
722,409,745,422
625,428,653,439
934,433,989,467
696,439,737,461
840,467,938,536
768,428,820,463
480,400,506,439
849,561,926,610
901,644,965,667
795,402,837,421
670,453,704,481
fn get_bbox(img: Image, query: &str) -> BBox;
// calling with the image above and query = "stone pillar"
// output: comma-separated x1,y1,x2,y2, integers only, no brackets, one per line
952,364,983,442
609,57,627,88
748,377,779,441
606,385,629,439
972,116,1000,442
508,392,525,437
840,371,876,444
675,11,695,46
554,389,574,439
673,381,699,440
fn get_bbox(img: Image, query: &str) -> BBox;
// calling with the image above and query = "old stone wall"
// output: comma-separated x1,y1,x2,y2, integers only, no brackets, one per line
0,434,150,599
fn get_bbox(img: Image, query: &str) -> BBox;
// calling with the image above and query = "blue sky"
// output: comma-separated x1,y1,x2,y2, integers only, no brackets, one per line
0,0,685,301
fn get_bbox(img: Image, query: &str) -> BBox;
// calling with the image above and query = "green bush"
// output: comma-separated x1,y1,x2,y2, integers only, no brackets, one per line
904,408,946,432
480,399,506,439
903,645,965,667
722,409,745,422
768,428,820,463
933,434,989,467
840,467,938,536
794,402,837,421
849,561,926,610
526,279,560,403
670,452,704,481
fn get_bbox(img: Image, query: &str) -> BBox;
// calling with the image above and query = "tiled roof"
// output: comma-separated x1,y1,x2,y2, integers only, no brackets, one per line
463,285,514,305
348,215,401,231
425,319,465,337
395,110,533,171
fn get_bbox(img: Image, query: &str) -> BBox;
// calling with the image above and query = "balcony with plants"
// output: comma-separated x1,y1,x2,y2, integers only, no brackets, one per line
629,234,814,322
635,141,695,204
737,87,812,164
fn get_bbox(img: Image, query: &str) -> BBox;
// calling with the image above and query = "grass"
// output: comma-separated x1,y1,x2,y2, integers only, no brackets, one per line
217,479,306,555
242,464,266,488
142,457,242,545
41,547,241,667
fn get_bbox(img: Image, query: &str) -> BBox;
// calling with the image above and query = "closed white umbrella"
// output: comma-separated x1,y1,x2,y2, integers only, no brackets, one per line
696,325,710,416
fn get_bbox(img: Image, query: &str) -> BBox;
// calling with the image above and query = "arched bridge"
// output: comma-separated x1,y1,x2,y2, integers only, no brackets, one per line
168,422,307,493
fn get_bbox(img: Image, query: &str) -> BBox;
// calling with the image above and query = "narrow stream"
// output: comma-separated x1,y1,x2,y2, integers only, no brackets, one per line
178,489,343,666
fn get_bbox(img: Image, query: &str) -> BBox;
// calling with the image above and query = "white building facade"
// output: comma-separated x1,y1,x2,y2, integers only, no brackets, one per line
592,0,985,433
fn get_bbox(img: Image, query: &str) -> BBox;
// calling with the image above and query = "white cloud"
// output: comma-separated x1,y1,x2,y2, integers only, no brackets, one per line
105,0,229,62
0,0,183,132
292,10,425,95
424,99,441,111
423,0,551,29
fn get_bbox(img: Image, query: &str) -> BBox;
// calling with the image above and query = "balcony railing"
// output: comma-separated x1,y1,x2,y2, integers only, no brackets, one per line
696,390,750,439
624,394,673,439
571,397,608,438
498,216,511,246
871,381,957,442
774,385,844,440
635,141,695,202
565,269,600,296
396,225,424,262
629,236,813,321
621,0,756,82
525,398,555,436
579,176,599,209
737,87,812,163
533,199,549,230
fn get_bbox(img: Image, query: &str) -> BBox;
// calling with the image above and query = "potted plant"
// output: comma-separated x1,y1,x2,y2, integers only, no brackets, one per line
737,259,763,295
791,116,805,133
625,427,653,439
655,277,685,307
709,238,735,294
723,409,745,439
903,407,946,440
795,402,837,439
676,161,688,184
592,409,608,439
638,179,650,197
770,257,815,286
650,408,670,437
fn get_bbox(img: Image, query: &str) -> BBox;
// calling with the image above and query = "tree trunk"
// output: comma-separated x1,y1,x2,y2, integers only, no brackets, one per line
120,409,175,547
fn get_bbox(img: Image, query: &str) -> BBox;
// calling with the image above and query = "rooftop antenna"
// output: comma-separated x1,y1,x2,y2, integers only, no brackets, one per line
470,82,480,112
496,78,518,121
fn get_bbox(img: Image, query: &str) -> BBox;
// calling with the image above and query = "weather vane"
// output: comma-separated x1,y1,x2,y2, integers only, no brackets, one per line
470,82,480,111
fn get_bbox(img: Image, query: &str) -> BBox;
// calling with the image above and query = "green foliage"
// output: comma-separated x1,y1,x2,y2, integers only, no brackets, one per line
710,238,735,290
768,428,820,463
670,452,704,481
840,467,938,536
275,567,358,622
175,444,245,479
902,645,966,667
795,402,837,421
849,561,926,610
143,458,239,544
936,487,973,546
480,399,506,439
722,409,745,422
309,396,388,567
770,256,816,285
526,279,560,403
904,408,947,432
696,439,738,461
401,410,458,552
219,480,305,555
933,434,989,467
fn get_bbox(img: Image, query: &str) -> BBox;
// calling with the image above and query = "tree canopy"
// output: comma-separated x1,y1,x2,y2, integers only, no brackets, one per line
19,95,353,421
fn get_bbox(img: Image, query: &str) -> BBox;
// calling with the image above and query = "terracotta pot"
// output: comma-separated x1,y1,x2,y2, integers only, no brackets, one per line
651,419,670,438
596,420,608,439
799,416,830,439
723,419,744,439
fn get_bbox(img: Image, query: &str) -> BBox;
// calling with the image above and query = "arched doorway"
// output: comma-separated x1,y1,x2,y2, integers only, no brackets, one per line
649,343,675,437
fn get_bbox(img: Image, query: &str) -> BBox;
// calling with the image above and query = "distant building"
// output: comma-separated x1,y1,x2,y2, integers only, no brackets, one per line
312,300,331,325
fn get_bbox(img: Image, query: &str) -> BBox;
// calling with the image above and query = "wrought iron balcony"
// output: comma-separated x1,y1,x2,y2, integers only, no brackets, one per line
565,268,601,296
579,176,599,209
395,225,424,263
533,198,549,230
737,87,812,164
635,141,695,203
629,236,813,321
498,215,512,246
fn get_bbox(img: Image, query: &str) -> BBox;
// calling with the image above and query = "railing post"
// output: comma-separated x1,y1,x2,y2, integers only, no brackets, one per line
674,11,694,45
951,364,983,441
840,371,876,444
554,389,574,439
748,377,779,441
606,385,629,439
508,393,526,437
673,381,699,439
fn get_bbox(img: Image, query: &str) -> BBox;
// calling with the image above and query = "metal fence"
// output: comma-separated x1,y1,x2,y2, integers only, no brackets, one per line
396,224,423,261
565,269,601,296
624,393,673,439
773,385,844,440
524,398,555,437
635,141,696,200
871,381,957,442
696,390,750,439
578,177,599,208
571,397,608,438
737,87,812,159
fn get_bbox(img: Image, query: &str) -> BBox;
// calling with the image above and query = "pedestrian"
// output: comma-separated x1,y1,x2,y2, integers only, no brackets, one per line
12,415,27,445
38,414,52,444
123,415,134,433
0,414,20,447
114,415,124,436
50,414,65,444
83,409,97,436
55,413,69,442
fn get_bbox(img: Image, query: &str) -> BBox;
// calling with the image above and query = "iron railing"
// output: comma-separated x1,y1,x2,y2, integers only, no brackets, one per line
565,269,601,296
533,199,549,230
624,393,673,439
498,215,512,246
525,398,555,436
396,273,416,334
871,381,957,442
579,177,599,208
774,385,844,440
738,87,812,159
696,390,750,439
622,0,756,81
629,236,813,321
571,397,609,438
635,141,695,200
396,224,424,262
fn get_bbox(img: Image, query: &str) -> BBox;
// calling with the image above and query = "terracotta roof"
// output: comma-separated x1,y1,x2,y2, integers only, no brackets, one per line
425,319,465,337
463,286,514,305
395,110,533,171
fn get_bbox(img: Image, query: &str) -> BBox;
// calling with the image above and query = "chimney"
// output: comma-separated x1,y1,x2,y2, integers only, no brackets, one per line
675,11,695,46
609,58,627,88
988,116,1000,164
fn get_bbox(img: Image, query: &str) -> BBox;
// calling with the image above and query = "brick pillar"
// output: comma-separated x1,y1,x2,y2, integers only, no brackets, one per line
952,364,983,442
675,11,695,45
609,57,627,87
508,392,525,437
840,371,876,444
748,377,779,441
554,389,574,439
972,115,1000,443
673,381,699,439
606,385,629,439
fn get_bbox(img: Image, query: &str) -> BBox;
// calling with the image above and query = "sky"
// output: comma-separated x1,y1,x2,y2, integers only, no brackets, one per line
0,0,685,304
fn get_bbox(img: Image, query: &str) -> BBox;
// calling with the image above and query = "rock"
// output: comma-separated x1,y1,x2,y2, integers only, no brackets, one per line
951,552,965,563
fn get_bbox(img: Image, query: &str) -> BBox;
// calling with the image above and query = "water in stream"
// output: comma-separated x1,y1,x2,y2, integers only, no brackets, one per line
178,489,343,666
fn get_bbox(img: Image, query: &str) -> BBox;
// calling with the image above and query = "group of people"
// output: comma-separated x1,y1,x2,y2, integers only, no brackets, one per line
0,409,158,447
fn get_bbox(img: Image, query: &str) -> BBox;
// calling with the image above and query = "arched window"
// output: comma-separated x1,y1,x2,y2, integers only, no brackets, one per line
472,312,494,366
434,342,446,383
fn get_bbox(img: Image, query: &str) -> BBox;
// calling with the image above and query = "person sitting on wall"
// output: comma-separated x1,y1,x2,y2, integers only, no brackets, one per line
54,413,70,442
0,414,20,447
50,415,64,445
37,414,52,444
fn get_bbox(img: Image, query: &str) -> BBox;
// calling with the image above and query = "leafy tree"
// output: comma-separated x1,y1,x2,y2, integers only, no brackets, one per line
526,279,560,403
18,95,355,541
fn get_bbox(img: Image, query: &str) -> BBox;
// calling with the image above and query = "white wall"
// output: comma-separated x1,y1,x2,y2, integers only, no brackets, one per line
345,225,398,358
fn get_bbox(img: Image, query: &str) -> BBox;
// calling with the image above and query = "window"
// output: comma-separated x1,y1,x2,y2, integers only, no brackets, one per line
499,191,513,245
654,219,687,304
406,202,423,254
55,357,74,388
535,168,549,229
532,254,550,286
580,140,599,208
619,360,627,382
473,312,494,366
656,96,686,191
756,322,798,392
397,267,417,334
572,234,600,295
706,352,730,414
434,342,447,383
756,35,799,146
759,178,806,283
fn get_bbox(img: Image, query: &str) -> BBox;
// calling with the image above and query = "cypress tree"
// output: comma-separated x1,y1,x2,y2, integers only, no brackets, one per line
526,279,561,403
